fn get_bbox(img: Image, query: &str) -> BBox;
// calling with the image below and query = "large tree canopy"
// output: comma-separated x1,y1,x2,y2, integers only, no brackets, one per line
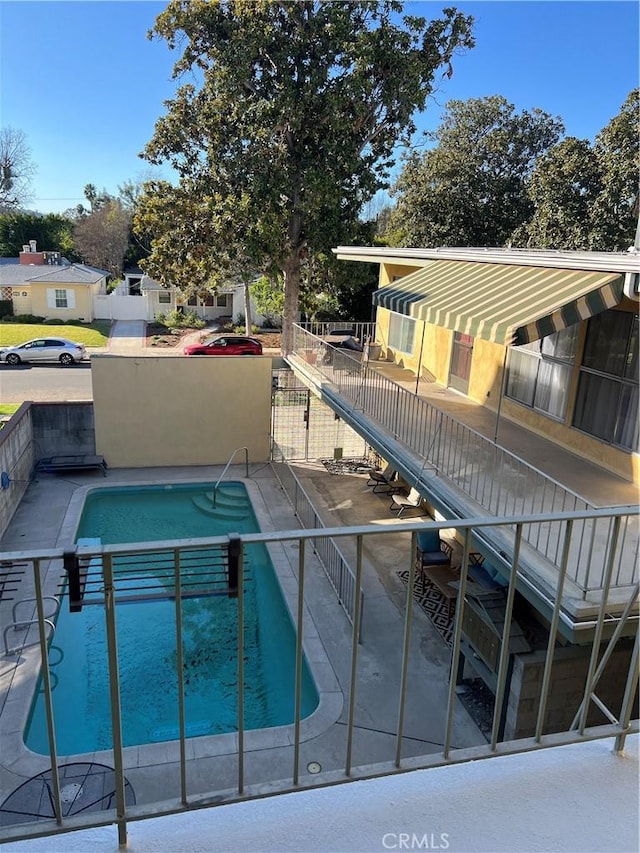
387,95,564,247
0,212,78,259
510,137,602,250
136,0,474,351
589,88,639,251
73,199,132,277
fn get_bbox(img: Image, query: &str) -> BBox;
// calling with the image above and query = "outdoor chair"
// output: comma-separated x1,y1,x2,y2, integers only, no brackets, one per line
367,463,399,494
416,529,453,570
390,487,425,517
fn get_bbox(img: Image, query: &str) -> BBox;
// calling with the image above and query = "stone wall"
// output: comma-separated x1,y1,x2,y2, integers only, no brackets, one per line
0,404,35,539
504,640,636,740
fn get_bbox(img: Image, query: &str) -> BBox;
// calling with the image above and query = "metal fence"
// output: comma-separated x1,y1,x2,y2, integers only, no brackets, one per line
290,326,639,594
271,375,368,462
271,461,364,637
0,506,637,847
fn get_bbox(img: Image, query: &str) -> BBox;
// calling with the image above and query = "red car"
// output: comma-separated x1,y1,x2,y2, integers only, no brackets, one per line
183,335,263,356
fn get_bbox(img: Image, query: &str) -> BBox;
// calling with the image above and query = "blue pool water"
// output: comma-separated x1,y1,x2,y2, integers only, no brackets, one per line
25,482,319,755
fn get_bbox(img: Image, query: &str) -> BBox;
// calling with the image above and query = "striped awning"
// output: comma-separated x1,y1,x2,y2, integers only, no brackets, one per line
373,260,624,345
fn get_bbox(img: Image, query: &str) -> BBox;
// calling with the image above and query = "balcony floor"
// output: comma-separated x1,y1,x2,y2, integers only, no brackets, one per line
369,360,638,508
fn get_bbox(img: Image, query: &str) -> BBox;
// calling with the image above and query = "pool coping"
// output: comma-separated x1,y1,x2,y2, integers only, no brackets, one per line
0,473,344,789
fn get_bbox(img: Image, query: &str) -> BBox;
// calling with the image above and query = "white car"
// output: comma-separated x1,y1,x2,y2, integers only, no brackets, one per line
0,337,87,365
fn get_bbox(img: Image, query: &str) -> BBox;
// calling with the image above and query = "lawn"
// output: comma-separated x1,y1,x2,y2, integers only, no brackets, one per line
0,322,111,348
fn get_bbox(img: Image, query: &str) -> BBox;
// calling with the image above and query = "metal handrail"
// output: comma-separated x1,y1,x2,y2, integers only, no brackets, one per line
289,325,639,593
12,595,59,626
211,447,249,505
4,618,55,656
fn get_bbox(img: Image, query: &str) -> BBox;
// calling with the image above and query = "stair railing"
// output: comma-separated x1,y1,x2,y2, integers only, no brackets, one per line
211,447,249,505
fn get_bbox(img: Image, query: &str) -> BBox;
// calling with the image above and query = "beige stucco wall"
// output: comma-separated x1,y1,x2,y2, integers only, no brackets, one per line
30,283,98,321
91,355,272,467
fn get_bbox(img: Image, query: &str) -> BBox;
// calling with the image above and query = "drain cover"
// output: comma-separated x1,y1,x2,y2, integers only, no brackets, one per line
60,783,83,803
306,762,322,774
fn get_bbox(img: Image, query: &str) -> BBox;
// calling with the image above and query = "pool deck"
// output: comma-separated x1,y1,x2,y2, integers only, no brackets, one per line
0,462,483,817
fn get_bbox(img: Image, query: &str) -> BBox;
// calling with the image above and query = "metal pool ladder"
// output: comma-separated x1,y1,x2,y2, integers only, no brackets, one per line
211,446,249,505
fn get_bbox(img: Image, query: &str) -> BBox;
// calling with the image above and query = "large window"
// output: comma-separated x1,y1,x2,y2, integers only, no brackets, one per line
506,326,578,420
573,311,638,452
388,313,415,354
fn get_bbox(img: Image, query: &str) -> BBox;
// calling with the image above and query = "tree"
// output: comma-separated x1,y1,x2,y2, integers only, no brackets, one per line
0,212,78,259
73,199,132,276
0,127,36,210
137,0,474,351
387,95,563,247
590,88,639,251
510,137,602,249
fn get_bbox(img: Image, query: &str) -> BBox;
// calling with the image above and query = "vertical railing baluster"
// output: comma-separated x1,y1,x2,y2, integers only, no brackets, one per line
535,520,573,741
173,547,187,805
345,535,364,776
395,531,417,767
33,558,62,825
237,540,245,794
103,553,128,847
444,528,472,759
293,539,305,785
490,524,523,750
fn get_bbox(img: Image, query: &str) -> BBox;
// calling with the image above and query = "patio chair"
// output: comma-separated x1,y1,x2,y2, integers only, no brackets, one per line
416,529,453,569
367,463,398,494
390,487,425,517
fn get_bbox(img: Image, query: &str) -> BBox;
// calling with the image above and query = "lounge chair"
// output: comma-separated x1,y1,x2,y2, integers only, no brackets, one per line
367,464,398,494
390,487,425,517
416,529,453,569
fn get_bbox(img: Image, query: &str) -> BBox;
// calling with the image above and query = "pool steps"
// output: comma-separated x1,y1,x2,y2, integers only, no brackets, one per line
191,495,249,520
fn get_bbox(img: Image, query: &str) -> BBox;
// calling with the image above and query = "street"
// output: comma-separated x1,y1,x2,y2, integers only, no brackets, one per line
0,361,93,403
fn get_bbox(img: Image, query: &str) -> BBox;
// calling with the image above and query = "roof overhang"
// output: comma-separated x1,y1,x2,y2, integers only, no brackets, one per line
334,245,640,275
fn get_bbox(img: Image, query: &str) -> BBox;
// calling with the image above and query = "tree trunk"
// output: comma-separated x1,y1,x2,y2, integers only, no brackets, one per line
243,280,253,335
281,257,301,355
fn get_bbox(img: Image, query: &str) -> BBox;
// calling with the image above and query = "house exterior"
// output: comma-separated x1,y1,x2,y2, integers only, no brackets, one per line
94,270,268,326
334,246,640,485
0,241,109,322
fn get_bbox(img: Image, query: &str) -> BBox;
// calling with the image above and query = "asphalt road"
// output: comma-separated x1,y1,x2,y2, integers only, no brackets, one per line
0,361,94,403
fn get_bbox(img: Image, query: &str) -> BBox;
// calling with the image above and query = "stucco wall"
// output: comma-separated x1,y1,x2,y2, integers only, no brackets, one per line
91,355,272,467
30,402,96,459
30,283,96,321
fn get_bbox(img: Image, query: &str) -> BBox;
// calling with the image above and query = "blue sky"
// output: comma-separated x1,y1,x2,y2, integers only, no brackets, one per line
1,0,638,215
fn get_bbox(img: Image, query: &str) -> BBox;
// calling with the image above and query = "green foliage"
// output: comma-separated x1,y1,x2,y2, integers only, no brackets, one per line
1,313,45,323
510,138,601,249
589,89,639,250
0,212,78,259
388,95,564,247
137,1,474,349
158,308,205,329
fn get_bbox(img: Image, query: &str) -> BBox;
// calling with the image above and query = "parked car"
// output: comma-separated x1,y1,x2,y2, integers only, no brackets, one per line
0,337,87,365
183,335,263,356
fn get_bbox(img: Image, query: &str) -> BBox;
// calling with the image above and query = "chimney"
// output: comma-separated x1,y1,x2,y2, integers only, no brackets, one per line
19,239,45,265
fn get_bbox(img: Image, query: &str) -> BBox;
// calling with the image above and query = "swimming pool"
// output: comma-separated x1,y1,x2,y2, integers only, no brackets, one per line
25,482,319,755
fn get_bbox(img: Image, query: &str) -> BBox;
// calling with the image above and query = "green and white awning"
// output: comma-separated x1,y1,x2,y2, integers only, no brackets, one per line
372,260,625,345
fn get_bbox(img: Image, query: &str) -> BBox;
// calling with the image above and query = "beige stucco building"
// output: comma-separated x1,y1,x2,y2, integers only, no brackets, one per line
335,246,640,485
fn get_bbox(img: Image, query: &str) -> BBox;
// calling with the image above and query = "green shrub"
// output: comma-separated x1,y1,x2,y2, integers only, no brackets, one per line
3,314,45,323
